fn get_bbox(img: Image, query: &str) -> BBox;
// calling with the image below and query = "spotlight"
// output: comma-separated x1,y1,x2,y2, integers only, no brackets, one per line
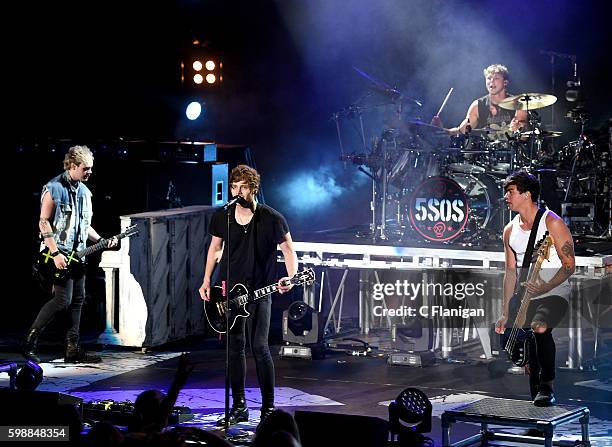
388,388,432,445
280,301,323,359
181,51,223,88
288,301,314,334
15,360,43,391
185,102,203,120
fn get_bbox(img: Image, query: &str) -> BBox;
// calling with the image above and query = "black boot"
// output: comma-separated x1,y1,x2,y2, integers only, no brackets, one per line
216,399,249,426
534,383,555,407
22,328,41,363
64,337,101,363
258,405,276,425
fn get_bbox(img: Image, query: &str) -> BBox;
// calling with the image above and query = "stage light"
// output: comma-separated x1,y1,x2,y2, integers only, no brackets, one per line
388,387,432,444
288,301,314,334
185,102,202,120
281,301,323,359
15,360,43,391
181,47,222,88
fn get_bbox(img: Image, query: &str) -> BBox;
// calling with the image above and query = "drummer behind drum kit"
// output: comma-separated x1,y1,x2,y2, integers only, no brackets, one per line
337,70,610,246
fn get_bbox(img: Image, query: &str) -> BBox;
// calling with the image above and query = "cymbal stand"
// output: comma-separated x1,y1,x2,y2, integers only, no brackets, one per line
563,117,587,202
377,139,390,241
526,110,542,171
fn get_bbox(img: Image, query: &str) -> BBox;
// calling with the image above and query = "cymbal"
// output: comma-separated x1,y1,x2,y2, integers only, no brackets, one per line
519,130,562,139
353,67,422,106
498,93,557,111
402,119,448,137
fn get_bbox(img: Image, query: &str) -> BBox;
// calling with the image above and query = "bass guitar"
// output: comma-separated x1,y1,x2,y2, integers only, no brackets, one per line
204,268,315,334
501,232,554,367
33,224,139,283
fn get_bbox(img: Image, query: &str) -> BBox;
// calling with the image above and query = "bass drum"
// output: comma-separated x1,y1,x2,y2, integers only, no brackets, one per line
402,173,503,242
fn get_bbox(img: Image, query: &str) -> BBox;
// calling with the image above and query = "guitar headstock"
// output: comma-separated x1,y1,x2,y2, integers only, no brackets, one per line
292,268,315,286
534,232,554,262
120,224,140,239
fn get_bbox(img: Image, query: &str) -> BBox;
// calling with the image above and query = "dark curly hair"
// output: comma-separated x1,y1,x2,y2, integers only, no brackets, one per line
230,164,260,193
504,171,540,203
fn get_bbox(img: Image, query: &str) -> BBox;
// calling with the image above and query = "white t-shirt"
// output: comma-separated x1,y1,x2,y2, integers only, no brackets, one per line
508,209,570,300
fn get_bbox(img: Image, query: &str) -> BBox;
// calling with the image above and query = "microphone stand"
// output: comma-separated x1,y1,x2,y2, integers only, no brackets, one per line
223,204,232,433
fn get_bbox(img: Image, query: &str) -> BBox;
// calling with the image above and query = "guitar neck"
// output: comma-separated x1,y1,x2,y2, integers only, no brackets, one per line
76,232,127,258
514,257,546,324
253,283,280,300
76,240,108,258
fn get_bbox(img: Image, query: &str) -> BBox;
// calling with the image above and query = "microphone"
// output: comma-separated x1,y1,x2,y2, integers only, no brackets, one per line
223,195,241,209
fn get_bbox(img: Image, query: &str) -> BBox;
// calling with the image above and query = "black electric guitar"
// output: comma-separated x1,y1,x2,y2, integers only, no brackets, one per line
204,268,315,334
33,224,139,283
501,233,554,367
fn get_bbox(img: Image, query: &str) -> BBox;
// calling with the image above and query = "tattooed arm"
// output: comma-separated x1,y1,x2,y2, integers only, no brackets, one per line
548,214,576,284
39,191,68,269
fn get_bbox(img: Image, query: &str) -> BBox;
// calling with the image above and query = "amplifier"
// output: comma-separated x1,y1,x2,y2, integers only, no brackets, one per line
561,203,595,222
83,400,193,425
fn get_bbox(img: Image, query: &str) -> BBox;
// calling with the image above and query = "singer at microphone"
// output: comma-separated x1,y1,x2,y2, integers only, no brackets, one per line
223,195,242,209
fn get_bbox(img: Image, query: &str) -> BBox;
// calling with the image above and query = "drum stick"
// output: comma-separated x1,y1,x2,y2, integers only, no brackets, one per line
436,87,454,117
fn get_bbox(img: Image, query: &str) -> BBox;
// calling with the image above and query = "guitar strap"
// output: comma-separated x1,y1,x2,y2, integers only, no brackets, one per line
518,208,545,288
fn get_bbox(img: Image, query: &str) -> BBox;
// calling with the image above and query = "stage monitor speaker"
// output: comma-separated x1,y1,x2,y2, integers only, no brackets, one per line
0,388,83,427
294,410,389,447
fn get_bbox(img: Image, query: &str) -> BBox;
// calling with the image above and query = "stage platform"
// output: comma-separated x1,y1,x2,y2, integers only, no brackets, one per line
442,397,590,447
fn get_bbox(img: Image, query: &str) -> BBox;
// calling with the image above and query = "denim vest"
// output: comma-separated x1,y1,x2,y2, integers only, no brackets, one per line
41,172,93,253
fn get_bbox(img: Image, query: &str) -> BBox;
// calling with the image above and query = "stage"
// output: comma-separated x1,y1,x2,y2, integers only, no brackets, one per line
2,233,611,445
0,336,611,446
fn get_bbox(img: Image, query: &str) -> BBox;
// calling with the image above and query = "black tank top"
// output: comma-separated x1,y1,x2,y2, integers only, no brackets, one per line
476,94,515,127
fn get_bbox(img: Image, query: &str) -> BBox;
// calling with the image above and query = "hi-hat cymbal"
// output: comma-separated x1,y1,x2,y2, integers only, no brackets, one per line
519,130,562,139
402,119,448,137
498,93,557,111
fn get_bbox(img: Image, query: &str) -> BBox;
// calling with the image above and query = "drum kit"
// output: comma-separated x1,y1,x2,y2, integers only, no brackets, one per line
337,69,610,246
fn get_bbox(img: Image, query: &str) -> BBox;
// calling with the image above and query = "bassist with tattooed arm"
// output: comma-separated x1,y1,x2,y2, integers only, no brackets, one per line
495,172,575,406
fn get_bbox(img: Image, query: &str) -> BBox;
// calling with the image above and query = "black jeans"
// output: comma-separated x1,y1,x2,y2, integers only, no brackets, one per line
229,297,275,408
525,295,568,397
31,274,86,341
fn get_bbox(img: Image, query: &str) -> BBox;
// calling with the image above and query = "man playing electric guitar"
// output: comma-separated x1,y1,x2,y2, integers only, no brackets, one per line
495,172,575,406
198,165,298,427
24,145,118,364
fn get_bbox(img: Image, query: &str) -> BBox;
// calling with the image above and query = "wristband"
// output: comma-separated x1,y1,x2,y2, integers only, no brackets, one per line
51,250,60,257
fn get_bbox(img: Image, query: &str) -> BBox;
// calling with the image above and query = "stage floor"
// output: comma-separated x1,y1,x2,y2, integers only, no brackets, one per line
1,334,611,446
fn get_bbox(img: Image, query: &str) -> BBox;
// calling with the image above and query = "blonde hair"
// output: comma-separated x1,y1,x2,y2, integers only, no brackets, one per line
63,145,94,171
483,64,509,81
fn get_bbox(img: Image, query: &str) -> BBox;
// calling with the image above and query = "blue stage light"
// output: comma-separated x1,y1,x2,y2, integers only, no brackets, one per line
185,101,203,120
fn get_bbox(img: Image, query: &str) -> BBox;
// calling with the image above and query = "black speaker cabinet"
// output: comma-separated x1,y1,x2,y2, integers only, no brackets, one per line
0,388,83,425
294,410,389,447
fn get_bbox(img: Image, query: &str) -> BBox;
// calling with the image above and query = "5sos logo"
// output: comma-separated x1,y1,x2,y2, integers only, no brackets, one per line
413,198,466,223
409,177,469,241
